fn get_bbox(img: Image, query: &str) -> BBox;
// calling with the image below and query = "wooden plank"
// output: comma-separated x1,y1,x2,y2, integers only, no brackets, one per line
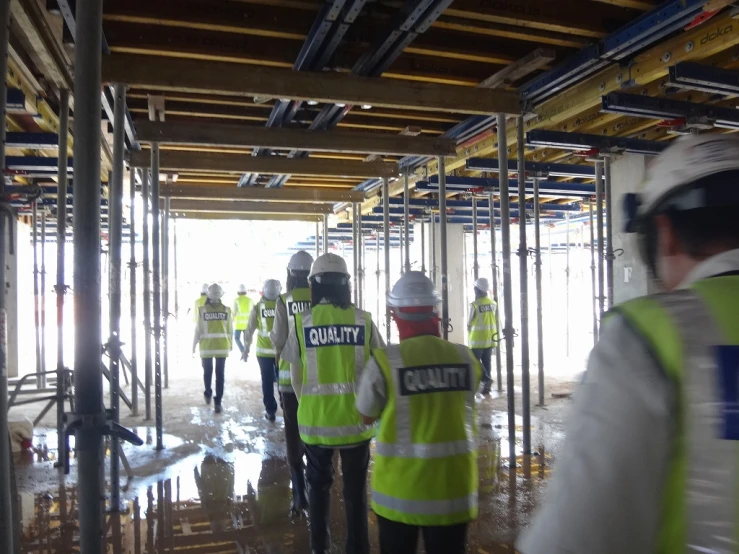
479,48,556,89
165,199,333,214
135,121,457,156
102,54,521,115
171,211,325,222
162,184,363,203
131,150,397,178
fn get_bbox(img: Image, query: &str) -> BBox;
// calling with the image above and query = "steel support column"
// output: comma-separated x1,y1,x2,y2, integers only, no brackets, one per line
438,157,449,340
430,217,436,286
420,219,426,274
173,219,179,319
404,169,411,273
533,177,544,407
497,113,516,463
33,200,41,386
357,215,363,310
323,214,328,254
565,212,571,356
73,0,105,550
142,171,152,421
315,223,319,256
162,198,169,390
488,188,503,392
472,197,479,280
41,211,47,385
589,200,598,344
151,144,163,450
55,88,69,470
129,166,138,416
352,204,358,305
383,176,391,343
516,117,531,454
595,161,605,318
604,156,614,309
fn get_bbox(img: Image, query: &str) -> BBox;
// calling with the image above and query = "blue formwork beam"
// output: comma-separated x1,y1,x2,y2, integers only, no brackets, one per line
668,62,739,95
526,129,667,155
7,88,26,113
418,178,595,197
466,158,596,179
6,156,74,172
384,197,581,212
6,132,59,149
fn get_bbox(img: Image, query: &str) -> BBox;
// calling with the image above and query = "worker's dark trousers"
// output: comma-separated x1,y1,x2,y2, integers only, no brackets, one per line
256,356,278,416
282,392,304,472
305,441,370,554
377,516,468,554
472,347,493,388
202,357,226,404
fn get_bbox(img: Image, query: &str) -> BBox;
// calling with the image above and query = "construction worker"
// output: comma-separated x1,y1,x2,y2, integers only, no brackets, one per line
191,282,208,323
192,283,233,414
518,134,739,554
244,279,282,421
467,277,497,395
270,250,313,515
356,271,482,554
233,284,253,359
280,253,384,554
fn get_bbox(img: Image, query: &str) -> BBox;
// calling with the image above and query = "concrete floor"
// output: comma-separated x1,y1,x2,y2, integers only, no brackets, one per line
10,355,577,553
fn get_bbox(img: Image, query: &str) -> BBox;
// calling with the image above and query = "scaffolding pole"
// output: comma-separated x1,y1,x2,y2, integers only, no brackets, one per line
604,156,614,309
472,197,479,280
73,0,105,549
323,214,328,254
142,170,152,421
357,215,363,310
430,217,436,286
516,117,531,455
589,200,598,345
497,113,516,463
376,229,381,325
420,219,426,274
55,88,69,469
151,143,164,450
33,200,41,386
404,169,411,273
352,204,358,305
108,83,126,508
399,222,404,276
315,223,319,257
383,176,391,343
41,209,47,383
173,219,179,319
488,187,503,392
438,157,449,340
129,166,138,416
533,177,544,407
162,198,169,390
595,161,605,318
565,212,571,357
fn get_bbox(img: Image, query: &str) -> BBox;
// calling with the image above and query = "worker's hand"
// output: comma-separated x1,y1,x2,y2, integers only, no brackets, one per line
241,351,248,362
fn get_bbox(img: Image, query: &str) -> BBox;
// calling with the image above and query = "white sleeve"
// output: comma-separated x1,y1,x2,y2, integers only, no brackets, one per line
290,362,303,399
369,321,385,349
517,314,675,554
281,321,301,364
244,306,259,354
271,297,288,352
355,356,387,418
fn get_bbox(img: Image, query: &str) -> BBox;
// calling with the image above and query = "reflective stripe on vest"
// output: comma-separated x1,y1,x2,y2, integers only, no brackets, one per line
613,277,739,553
257,300,276,357
468,296,497,349
296,305,374,446
199,304,231,358
233,295,253,330
371,337,480,526
277,289,312,393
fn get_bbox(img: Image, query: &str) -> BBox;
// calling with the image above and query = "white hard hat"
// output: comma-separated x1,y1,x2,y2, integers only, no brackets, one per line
237,284,247,294
625,134,739,232
474,278,490,292
201,283,209,295
288,250,314,273
387,271,440,309
207,283,224,301
262,279,282,300
308,253,350,281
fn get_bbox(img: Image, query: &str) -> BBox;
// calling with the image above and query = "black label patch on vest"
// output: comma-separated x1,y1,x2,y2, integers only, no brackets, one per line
478,304,495,313
303,325,365,348
203,311,228,321
716,345,739,440
398,364,471,396
261,308,275,319
288,301,311,317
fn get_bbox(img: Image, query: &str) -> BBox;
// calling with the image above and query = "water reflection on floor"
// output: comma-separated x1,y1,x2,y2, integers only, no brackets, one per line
17,408,559,553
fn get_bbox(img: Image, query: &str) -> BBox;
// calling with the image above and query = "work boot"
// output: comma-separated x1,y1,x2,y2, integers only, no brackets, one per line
290,470,309,516
204,393,212,405
265,411,276,422
214,403,222,414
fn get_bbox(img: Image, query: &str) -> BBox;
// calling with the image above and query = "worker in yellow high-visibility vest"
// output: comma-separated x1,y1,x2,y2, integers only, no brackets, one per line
357,271,482,554
233,284,253,360
190,283,208,323
280,253,384,554
519,134,739,553
244,279,282,421
467,277,498,395
192,283,233,414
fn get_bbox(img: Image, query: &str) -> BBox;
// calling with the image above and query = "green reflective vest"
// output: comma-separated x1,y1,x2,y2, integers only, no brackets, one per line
256,300,277,357
612,274,739,553
296,304,374,446
468,296,497,349
193,295,207,323
371,336,482,526
198,303,233,358
277,288,311,393
233,295,253,331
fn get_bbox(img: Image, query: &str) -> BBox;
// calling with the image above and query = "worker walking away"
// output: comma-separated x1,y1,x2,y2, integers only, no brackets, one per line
192,283,233,414
467,277,497,395
190,282,209,323
271,250,313,515
281,253,384,554
244,279,282,421
357,271,482,554
518,134,739,554
233,284,253,360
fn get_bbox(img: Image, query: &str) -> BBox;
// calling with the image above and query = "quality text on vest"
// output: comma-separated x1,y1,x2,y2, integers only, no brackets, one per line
203,312,228,321
303,325,365,348
288,301,311,317
399,364,471,396
477,304,495,313
261,308,276,318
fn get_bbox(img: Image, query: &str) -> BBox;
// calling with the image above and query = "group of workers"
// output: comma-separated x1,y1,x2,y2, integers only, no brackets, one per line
187,133,739,554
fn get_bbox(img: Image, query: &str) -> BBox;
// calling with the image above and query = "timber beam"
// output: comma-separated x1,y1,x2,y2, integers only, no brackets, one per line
101,54,522,116
162,184,365,203
164,199,333,214
135,121,457,157
130,150,398,178
170,211,324,222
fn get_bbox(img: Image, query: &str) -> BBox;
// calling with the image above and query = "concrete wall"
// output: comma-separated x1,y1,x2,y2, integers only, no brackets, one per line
611,154,659,305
